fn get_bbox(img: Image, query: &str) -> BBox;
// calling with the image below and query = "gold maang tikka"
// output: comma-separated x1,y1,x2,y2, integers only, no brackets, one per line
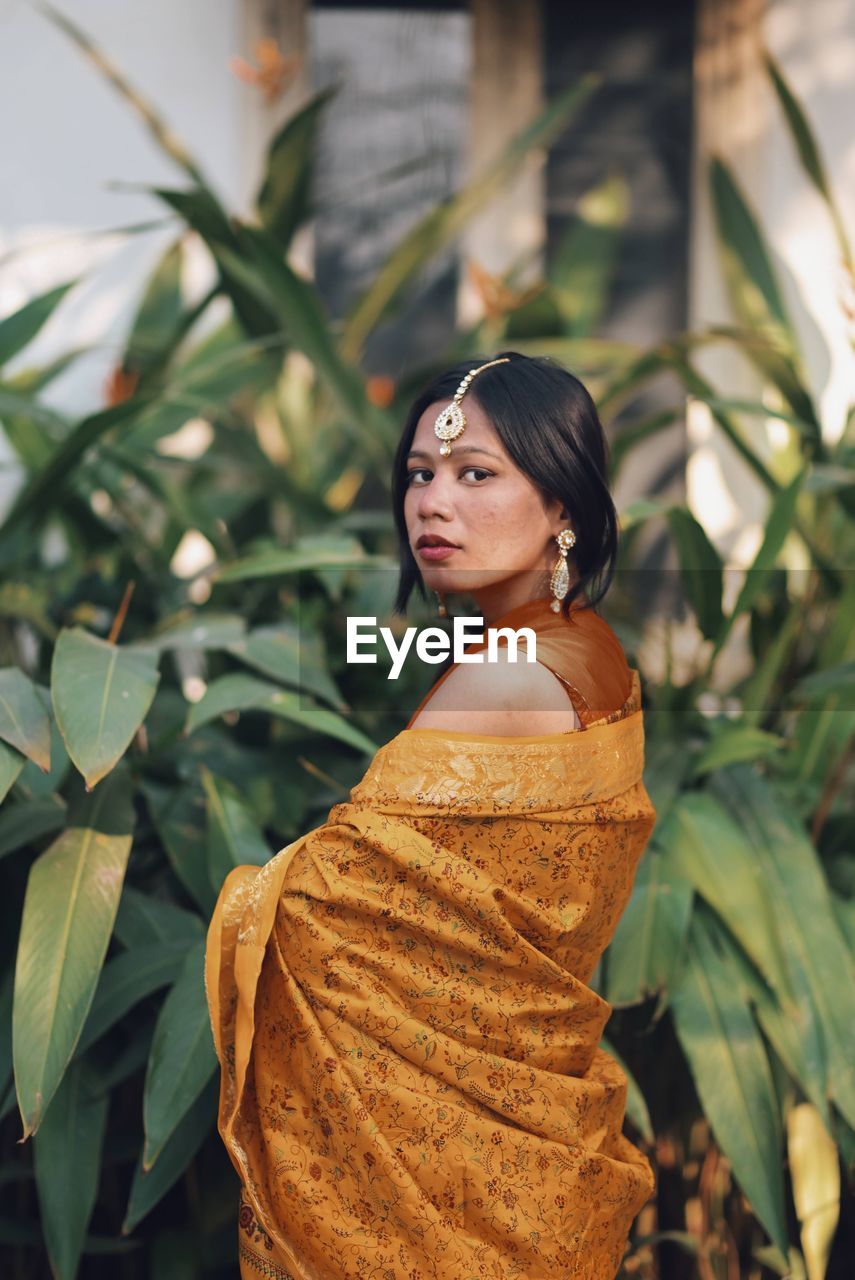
433,357,511,457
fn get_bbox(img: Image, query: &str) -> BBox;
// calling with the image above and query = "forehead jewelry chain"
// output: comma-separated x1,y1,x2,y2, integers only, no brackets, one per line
433,357,510,457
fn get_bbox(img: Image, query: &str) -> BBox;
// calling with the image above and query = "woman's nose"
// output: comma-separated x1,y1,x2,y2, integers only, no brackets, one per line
415,472,454,518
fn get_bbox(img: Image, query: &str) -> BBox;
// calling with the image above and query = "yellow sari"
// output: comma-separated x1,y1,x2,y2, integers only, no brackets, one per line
205,596,656,1279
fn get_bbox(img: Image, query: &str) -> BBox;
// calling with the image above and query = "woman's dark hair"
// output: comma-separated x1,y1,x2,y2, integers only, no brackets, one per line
390,350,619,619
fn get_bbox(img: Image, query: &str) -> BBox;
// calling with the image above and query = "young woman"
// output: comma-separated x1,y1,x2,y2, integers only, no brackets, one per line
205,351,657,1280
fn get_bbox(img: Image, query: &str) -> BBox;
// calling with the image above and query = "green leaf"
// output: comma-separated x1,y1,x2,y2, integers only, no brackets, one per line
764,53,852,271
709,156,819,435
217,228,392,461
33,1058,108,1280
0,667,52,771
152,187,278,338
605,843,693,1007
142,612,247,652
113,884,203,950
122,238,185,383
671,907,789,1255
139,780,216,915
142,937,216,1169
0,391,158,545
201,766,271,892
123,1072,217,1232
51,628,160,789
215,541,394,583
0,796,67,861
715,925,832,1128
600,1036,653,1143
708,767,855,1130
0,279,78,368
665,506,725,641
657,793,800,1010
713,470,805,656
256,87,338,246
185,673,377,756
0,740,26,805
76,941,189,1057
225,621,348,712
13,768,134,1137
0,968,12,1103
690,725,787,777
548,172,629,337
791,660,855,702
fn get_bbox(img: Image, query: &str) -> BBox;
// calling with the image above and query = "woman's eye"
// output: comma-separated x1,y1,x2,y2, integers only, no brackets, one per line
405,467,493,486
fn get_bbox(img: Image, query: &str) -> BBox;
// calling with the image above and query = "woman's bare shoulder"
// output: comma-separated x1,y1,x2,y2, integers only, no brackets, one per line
407,646,582,735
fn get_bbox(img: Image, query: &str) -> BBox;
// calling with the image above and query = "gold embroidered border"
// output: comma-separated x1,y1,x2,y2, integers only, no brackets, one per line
239,1237,299,1279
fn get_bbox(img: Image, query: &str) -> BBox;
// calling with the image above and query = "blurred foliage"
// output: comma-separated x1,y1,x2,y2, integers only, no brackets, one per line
0,16,853,1280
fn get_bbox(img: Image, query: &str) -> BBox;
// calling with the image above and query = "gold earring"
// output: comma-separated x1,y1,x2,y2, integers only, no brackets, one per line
549,528,576,612
435,591,447,618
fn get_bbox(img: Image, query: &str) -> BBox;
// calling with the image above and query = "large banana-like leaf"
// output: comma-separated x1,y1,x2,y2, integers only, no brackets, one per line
75,941,188,1058
13,767,134,1136
605,842,693,1009
657,793,805,1014
113,885,203,949
340,75,601,359
0,667,52,772
32,1058,108,1280
51,628,160,790
706,920,831,1128
139,780,216,916
671,905,789,1258
708,766,855,1130
123,1072,217,1233
0,279,79,368
142,937,216,1170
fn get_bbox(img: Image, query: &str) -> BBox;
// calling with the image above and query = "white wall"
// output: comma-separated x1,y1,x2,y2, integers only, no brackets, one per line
0,0,247,516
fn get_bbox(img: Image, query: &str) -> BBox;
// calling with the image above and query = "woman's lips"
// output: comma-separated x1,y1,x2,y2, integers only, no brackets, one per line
417,544,459,560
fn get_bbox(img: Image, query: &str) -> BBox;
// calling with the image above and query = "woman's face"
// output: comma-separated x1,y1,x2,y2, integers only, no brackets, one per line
403,394,571,620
